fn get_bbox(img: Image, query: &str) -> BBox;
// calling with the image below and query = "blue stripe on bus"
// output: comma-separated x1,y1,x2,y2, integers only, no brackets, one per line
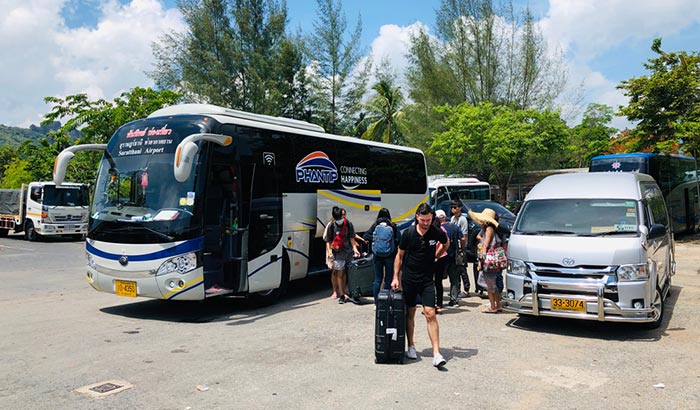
284,246,309,260
328,189,381,201
398,221,414,230
247,257,280,277
86,236,204,261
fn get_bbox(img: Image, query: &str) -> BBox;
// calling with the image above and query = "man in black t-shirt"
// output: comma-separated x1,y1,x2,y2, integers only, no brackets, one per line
391,203,448,368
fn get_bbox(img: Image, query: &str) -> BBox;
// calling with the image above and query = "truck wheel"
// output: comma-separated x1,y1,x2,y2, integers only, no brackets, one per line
24,221,39,242
643,286,664,330
0,229,8,238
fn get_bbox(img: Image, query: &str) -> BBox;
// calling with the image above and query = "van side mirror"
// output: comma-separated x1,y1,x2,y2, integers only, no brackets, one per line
647,223,667,240
53,144,107,185
174,133,232,182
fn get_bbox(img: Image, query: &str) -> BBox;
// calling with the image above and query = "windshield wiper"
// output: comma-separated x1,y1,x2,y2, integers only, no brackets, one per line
111,225,174,241
589,230,636,236
520,230,576,235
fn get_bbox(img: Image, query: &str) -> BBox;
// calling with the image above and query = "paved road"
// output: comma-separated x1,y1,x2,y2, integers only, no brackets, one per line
1,233,699,410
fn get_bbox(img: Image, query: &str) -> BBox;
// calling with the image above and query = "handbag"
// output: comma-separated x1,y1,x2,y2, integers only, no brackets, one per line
477,270,487,288
331,219,346,251
455,248,466,266
482,246,507,272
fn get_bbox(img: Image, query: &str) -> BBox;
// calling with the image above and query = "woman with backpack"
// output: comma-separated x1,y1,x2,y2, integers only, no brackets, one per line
363,208,401,304
325,206,360,303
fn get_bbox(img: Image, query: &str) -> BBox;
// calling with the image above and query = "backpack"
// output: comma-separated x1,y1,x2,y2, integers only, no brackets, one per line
443,222,460,258
331,219,346,252
372,222,395,257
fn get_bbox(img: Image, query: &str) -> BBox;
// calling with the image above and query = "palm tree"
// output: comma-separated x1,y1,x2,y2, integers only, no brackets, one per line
360,79,406,144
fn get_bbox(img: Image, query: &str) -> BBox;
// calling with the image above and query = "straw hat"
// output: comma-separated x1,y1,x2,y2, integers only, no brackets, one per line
468,208,499,227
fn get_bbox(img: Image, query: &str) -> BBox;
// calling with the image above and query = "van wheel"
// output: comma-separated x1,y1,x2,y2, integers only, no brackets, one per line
643,286,664,330
24,221,39,242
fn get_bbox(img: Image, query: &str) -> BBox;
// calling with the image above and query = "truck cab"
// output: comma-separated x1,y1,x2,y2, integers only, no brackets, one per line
0,182,90,240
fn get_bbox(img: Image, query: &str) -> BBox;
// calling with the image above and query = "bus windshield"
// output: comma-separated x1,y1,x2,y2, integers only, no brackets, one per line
43,185,90,206
589,156,647,173
88,119,211,243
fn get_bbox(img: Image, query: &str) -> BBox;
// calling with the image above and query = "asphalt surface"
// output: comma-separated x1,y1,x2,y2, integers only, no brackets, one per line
0,233,699,410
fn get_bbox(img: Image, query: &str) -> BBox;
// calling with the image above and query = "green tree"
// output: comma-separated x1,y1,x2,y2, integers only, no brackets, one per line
22,88,182,184
429,102,568,197
308,0,366,134
0,158,33,189
151,0,300,117
618,38,700,154
360,78,406,144
567,103,617,167
359,60,406,144
409,0,566,110
0,145,18,183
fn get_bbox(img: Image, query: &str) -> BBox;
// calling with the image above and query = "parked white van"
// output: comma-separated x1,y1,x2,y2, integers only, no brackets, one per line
502,172,675,328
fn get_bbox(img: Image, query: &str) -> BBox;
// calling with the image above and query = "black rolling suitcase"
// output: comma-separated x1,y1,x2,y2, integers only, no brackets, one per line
375,289,405,364
347,249,374,299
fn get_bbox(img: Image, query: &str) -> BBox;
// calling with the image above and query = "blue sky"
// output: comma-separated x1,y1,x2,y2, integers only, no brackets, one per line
2,0,700,130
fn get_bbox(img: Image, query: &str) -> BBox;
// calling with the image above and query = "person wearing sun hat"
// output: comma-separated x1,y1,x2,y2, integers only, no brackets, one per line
468,207,503,313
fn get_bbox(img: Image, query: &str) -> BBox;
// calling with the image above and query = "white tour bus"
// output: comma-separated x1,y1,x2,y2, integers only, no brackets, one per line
428,176,490,208
53,104,428,304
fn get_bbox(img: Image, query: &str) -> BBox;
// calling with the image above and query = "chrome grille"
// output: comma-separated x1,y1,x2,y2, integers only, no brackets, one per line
53,214,83,222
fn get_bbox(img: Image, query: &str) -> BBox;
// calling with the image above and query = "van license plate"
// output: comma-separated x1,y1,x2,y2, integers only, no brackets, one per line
115,280,137,297
551,298,585,312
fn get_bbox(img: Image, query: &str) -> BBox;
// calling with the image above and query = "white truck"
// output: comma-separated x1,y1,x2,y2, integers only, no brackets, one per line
0,182,90,241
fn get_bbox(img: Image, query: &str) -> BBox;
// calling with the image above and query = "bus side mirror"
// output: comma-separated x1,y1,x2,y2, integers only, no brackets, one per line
174,133,232,182
53,144,107,185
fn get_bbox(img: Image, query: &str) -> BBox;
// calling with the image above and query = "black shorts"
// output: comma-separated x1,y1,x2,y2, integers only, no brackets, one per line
402,280,436,308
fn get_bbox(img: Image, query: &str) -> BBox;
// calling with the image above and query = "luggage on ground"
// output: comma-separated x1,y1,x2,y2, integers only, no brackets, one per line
375,289,406,364
347,248,374,299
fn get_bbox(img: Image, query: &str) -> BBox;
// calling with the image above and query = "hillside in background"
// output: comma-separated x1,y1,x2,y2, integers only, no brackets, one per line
0,121,66,147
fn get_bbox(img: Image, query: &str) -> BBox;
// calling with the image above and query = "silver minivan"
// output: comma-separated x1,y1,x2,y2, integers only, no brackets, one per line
502,172,675,328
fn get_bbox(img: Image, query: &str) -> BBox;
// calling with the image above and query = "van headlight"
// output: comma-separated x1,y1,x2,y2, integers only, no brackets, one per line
508,259,527,276
156,252,198,276
616,263,648,281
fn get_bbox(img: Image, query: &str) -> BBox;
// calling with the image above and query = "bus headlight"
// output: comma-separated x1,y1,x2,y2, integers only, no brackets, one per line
508,259,527,276
87,253,96,269
617,263,648,281
156,252,198,276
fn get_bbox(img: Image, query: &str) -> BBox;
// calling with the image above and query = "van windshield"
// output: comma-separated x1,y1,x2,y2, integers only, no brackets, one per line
514,199,639,236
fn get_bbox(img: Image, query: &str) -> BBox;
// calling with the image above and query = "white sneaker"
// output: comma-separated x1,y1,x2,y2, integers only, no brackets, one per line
406,345,418,359
432,353,446,367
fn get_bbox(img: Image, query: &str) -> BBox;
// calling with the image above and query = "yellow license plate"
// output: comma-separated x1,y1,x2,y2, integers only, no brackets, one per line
551,298,585,312
115,280,137,297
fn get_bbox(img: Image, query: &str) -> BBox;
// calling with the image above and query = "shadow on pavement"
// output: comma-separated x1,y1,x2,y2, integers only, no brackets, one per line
100,273,331,324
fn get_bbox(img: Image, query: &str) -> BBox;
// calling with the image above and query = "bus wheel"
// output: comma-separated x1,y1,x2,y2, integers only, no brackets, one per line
643,286,664,330
25,221,39,242
249,251,290,307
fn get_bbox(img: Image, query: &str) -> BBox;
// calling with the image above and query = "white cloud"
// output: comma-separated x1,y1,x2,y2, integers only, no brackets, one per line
538,0,700,130
0,0,183,127
541,0,700,61
368,22,426,82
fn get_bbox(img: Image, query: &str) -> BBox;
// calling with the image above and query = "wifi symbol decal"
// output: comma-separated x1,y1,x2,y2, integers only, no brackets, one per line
263,152,275,166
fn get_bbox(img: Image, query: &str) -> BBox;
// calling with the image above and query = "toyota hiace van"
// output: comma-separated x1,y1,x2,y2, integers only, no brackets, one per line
502,172,675,328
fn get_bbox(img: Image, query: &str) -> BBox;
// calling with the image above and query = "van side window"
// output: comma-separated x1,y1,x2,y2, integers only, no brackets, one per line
649,196,669,226
640,181,668,226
